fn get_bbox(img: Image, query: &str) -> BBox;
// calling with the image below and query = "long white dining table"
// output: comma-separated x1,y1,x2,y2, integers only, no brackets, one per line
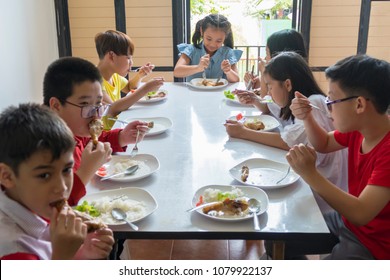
86,82,330,260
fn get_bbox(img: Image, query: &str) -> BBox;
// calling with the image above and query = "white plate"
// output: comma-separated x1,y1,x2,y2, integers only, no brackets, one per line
78,188,158,225
229,158,300,189
124,117,173,136
188,78,228,90
228,114,280,132
191,185,269,222
136,89,168,104
223,91,253,107
97,154,160,182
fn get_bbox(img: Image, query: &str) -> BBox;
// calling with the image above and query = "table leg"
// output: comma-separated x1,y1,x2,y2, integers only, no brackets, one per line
272,241,285,260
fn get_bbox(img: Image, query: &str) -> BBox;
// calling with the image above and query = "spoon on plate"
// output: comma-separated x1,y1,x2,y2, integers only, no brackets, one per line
101,165,139,181
111,208,139,231
248,198,261,231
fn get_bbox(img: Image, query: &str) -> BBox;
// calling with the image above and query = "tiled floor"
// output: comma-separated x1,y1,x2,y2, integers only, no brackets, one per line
123,240,265,260
122,240,320,260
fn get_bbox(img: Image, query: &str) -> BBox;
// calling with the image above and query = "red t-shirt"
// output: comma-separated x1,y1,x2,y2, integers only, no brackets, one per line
68,129,126,206
1,253,39,260
334,130,390,259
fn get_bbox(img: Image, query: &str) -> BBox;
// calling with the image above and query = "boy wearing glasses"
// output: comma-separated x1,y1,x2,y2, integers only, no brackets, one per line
43,57,150,206
287,55,390,259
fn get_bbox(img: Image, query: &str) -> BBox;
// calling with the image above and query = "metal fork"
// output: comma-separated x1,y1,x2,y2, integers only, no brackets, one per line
246,65,255,90
130,130,140,157
202,69,207,82
215,74,222,84
309,103,332,119
276,166,291,184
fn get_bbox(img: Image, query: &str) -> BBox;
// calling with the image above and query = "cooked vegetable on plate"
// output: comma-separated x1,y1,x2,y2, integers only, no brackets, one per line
224,90,235,100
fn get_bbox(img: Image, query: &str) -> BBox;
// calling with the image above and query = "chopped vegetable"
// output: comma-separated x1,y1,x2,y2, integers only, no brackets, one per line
196,195,204,207
74,201,101,217
217,191,238,201
236,113,244,121
147,91,157,97
224,90,235,100
96,166,107,177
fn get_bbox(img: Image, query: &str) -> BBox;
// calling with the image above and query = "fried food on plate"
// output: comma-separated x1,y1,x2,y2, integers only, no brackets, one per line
244,120,265,131
241,165,249,182
202,198,249,216
200,79,224,87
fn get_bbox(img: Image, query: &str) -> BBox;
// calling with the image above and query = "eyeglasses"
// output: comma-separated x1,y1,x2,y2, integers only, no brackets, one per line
65,101,110,119
325,96,359,111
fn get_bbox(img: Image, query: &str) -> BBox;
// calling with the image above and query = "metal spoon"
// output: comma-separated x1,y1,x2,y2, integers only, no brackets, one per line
111,208,139,231
248,198,261,231
100,165,139,181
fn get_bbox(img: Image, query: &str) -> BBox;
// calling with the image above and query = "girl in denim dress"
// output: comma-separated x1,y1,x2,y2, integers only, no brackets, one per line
174,14,243,82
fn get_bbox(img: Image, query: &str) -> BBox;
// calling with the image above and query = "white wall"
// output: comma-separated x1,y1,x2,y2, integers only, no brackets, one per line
0,0,58,111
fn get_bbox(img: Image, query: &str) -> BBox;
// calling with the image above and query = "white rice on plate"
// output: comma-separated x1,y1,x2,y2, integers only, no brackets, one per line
112,159,138,173
202,186,245,203
90,195,147,224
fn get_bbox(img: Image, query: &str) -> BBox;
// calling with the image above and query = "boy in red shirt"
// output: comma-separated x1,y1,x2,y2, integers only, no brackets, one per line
0,104,114,259
43,57,150,206
286,55,390,259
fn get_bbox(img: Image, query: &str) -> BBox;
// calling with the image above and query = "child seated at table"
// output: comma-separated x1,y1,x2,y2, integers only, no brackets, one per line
173,14,242,83
0,103,114,259
284,54,390,259
43,57,150,206
95,30,164,129
224,51,348,213
244,29,307,96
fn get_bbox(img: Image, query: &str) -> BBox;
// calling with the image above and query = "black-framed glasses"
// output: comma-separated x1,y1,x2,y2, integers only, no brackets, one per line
325,96,359,111
65,101,110,119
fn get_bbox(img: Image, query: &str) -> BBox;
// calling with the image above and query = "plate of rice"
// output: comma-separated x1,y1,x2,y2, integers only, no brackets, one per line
191,185,269,222
76,187,158,225
96,154,160,182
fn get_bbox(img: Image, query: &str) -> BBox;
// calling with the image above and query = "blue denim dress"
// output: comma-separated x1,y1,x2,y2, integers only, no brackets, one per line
177,43,243,81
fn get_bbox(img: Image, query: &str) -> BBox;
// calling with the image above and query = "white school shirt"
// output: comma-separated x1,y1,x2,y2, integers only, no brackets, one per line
268,94,348,213
0,190,52,259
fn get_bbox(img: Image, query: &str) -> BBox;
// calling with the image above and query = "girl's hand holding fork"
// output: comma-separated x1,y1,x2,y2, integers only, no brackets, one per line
198,54,210,72
235,90,261,106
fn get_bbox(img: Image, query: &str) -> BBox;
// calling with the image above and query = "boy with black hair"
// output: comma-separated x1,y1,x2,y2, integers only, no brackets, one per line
0,103,114,259
287,54,390,259
43,57,150,206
